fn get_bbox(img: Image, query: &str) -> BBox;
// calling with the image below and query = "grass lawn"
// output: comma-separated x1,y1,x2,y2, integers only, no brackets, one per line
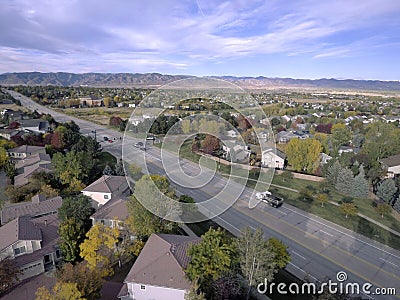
96,151,117,171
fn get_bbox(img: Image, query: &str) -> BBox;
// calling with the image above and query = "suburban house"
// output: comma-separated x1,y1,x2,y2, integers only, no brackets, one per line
90,197,128,229
7,145,46,159
261,148,286,169
0,214,61,281
0,128,19,140
1,109,25,120
82,175,130,208
1,195,63,225
15,153,52,170
338,146,361,155
14,162,54,187
320,153,333,165
79,95,103,107
221,140,251,163
381,154,400,178
118,234,201,300
18,119,49,134
225,129,238,138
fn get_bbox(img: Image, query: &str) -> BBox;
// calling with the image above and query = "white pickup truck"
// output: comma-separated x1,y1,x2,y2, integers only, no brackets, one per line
255,191,283,208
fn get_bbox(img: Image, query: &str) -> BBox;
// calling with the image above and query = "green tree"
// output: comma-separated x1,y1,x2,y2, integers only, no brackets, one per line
0,257,21,294
114,159,125,176
58,218,85,263
376,203,392,218
393,195,400,214
181,119,192,134
79,223,119,277
267,237,291,269
286,138,322,173
0,147,9,169
186,228,236,291
56,262,103,300
3,160,16,179
335,167,354,196
103,164,114,175
325,160,342,186
352,165,369,198
376,179,397,204
331,123,352,148
58,195,93,227
236,227,277,298
35,282,85,300
340,202,357,219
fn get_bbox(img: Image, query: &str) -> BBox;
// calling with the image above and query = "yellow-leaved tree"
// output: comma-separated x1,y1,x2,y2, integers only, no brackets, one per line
285,138,322,173
35,282,85,300
79,223,119,277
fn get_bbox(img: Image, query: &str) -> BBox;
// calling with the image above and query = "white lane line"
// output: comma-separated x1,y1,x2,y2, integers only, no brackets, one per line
287,262,318,281
282,206,400,260
319,230,333,237
249,225,256,231
215,216,240,233
292,251,306,260
379,258,399,268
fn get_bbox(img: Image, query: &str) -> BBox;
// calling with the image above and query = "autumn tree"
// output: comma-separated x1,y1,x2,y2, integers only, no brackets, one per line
376,203,392,218
201,134,220,154
186,228,236,292
79,223,119,277
35,282,84,300
285,138,322,173
56,262,103,300
340,202,357,219
316,193,329,207
181,119,192,134
236,227,277,299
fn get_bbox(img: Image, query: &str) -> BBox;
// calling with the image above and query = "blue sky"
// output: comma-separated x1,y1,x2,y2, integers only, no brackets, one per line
0,0,399,80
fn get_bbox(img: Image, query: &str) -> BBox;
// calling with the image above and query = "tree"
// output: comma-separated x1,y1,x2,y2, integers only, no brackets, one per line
114,159,125,176
236,227,276,298
325,160,342,186
331,123,351,148
181,119,192,134
103,164,114,175
128,162,142,181
376,203,392,218
58,195,93,227
56,262,103,300
185,280,206,300
316,193,328,207
267,237,291,269
201,134,220,155
285,138,322,173
376,179,397,204
352,165,369,198
79,223,119,277
335,167,354,196
186,228,236,291
109,116,123,127
3,160,16,179
340,202,357,218
0,147,10,169
393,195,400,214
103,97,111,107
58,218,85,263
35,282,85,300
0,257,21,294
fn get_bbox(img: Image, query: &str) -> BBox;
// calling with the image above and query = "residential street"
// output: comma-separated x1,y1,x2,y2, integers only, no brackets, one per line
10,90,400,299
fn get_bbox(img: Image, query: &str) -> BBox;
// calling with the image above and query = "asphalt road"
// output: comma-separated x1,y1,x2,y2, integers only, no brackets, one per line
9,90,400,299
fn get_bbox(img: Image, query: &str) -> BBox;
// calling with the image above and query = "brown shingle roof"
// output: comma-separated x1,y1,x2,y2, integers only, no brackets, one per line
381,154,400,168
15,153,51,170
1,196,62,225
7,145,45,154
82,175,128,194
124,234,200,290
0,216,42,252
14,163,53,187
90,197,128,221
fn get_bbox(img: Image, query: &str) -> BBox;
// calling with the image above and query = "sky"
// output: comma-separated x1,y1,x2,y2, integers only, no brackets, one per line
0,0,400,80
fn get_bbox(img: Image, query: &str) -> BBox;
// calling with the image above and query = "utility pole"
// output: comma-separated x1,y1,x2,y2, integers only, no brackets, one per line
91,130,96,141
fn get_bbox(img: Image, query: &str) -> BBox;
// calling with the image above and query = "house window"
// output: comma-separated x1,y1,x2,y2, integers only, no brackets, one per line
55,249,61,259
44,254,52,264
140,285,146,290
104,194,109,200
14,246,26,256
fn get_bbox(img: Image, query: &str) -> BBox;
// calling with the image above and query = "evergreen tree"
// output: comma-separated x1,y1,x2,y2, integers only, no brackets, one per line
376,179,397,204
114,159,125,176
352,165,369,198
393,195,400,214
103,164,114,175
335,167,354,195
326,160,342,186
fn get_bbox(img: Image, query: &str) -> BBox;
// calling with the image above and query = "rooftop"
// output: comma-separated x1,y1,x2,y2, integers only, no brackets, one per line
7,145,46,154
381,154,400,168
82,175,128,194
90,197,128,221
124,233,200,290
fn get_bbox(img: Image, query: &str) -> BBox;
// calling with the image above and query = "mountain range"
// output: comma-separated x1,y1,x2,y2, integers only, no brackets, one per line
0,72,399,91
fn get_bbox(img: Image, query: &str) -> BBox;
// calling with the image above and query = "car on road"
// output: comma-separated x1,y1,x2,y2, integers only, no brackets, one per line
256,191,283,208
108,140,113,143
103,136,109,141
134,142,144,148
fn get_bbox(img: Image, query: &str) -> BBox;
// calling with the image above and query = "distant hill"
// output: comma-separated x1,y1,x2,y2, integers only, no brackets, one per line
1,72,399,91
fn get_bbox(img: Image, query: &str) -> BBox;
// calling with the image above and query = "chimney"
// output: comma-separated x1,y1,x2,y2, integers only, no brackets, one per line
44,219,47,226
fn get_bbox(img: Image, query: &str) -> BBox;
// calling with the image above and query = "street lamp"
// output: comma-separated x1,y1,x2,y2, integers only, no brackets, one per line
91,130,96,140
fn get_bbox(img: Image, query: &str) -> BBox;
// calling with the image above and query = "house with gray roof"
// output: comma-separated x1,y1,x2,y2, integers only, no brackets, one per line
82,175,130,208
118,233,200,300
0,128,19,140
0,214,61,281
381,154,400,178
1,195,62,225
90,197,128,229
7,145,46,159
14,163,53,187
19,119,49,134
15,153,51,170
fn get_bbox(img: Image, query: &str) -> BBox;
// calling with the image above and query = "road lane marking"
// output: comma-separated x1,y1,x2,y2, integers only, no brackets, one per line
319,230,333,237
379,258,399,268
287,262,318,281
292,251,306,260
